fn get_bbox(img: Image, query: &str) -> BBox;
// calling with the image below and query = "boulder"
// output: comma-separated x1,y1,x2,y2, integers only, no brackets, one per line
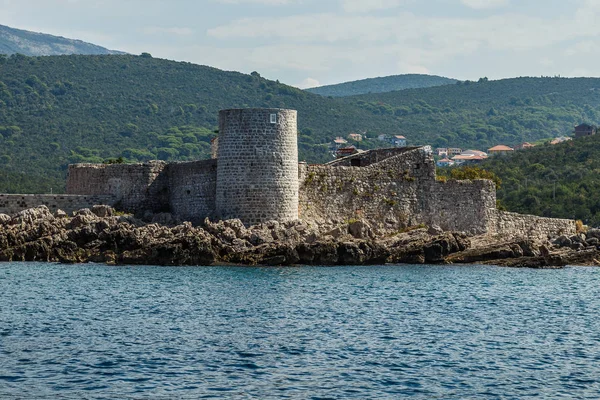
428,225,444,236
54,209,68,218
553,235,572,248
91,205,115,218
0,214,11,224
348,220,373,239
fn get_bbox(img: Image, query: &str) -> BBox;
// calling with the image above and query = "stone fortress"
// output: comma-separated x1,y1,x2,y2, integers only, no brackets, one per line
1,108,576,239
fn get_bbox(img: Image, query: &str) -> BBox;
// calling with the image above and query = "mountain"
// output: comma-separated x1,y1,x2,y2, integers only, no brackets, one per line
306,74,458,97
0,24,124,56
0,54,404,193
342,77,600,151
468,134,600,227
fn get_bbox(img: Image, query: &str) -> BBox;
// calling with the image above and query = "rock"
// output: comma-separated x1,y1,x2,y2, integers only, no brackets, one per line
91,205,115,218
54,209,68,218
74,208,95,217
571,242,584,251
586,237,600,246
11,206,54,226
570,235,585,244
586,228,600,239
0,214,10,224
325,226,345,239
428,225,444,236
553,235,572,248
348,220,373,239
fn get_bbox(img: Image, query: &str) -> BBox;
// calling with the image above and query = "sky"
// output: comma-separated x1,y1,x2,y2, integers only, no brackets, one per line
1,0,599,88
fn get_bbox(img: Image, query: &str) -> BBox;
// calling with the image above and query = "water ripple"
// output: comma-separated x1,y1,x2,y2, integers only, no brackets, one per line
2,263,600,398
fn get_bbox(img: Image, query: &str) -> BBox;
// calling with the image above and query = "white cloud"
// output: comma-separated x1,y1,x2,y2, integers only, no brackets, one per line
461,0,509,9
295,77,321,88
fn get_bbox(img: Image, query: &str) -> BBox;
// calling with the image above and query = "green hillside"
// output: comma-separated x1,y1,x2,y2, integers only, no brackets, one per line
0,24,124,56
473,135,600,227
306,74,457,97
346,77,600,150
0,53,405,192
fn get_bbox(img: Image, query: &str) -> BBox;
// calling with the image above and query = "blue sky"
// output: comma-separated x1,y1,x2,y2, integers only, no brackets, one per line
1,0,599,87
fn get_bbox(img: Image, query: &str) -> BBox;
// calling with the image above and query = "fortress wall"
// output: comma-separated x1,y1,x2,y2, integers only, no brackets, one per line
67,161,169,213
167,159,217,224
0,194,117,216
300,150,435,229
488,210,576,240
326,147,422,167
423,180,497,234
216,108,298,225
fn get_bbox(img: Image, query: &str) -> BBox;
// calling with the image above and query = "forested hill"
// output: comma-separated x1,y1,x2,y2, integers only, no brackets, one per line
0,53,403,192
475,134,600,227
0,24,124,56
345,77,600,150
306,74,457,97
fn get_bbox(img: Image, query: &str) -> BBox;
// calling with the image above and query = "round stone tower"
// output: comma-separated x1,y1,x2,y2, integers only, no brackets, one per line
216,108,298,225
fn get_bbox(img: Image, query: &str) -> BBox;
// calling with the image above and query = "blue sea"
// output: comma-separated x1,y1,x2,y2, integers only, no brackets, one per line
1,263,600,399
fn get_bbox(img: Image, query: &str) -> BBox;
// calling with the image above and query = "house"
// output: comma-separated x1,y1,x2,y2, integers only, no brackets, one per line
348,133,363,142
488,145,514,155
333,137,348,149
436,148,448,157
378,134,388,142
436,158,454,167
461,149,488,157
335,145,361,158
451,154,487,165
447,148,462,156
574,123,597,138
392,135,407,147
514,142,535,150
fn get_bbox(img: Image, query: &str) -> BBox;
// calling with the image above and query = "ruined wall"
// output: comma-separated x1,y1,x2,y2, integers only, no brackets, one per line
67,161,169,213
423,180,497,234
300,148,434,230
488,210,576,240
0,194,116,216
216,108,299,225
327,147,421,167
167,159,217,224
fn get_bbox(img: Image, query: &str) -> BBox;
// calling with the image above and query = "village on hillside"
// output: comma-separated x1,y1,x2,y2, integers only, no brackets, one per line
328,123,594,165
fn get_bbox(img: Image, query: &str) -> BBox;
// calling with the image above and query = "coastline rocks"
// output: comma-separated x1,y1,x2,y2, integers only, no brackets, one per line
0,205,599,267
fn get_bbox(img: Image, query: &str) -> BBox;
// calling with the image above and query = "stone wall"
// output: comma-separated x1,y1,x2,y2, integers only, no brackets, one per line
0,194,116,216
166,159,217,224
216,108,299,225
300,148,435,229
423,179,497,234
67,161,169,213
488,210,576,240
327,147,421,167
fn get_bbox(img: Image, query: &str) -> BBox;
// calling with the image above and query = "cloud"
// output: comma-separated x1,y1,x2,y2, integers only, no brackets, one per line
295,77,321,89
141,26,194,36
460,0,509,9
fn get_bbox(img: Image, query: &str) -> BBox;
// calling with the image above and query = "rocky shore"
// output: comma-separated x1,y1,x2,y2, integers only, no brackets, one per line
0,205,598,268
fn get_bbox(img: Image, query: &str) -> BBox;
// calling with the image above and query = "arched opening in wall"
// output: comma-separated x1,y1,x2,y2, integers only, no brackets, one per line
186,190,191,195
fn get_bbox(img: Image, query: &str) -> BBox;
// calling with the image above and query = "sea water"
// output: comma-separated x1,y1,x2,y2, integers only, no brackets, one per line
1,263,600,399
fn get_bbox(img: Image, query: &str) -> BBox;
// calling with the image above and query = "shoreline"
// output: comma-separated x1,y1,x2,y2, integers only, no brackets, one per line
0,205,597,269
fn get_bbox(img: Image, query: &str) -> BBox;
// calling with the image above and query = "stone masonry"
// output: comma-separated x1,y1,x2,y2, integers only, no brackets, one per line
45,108,575,239
216,108,298,225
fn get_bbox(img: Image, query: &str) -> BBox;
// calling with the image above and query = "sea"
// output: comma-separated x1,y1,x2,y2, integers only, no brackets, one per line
1,262,600,399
